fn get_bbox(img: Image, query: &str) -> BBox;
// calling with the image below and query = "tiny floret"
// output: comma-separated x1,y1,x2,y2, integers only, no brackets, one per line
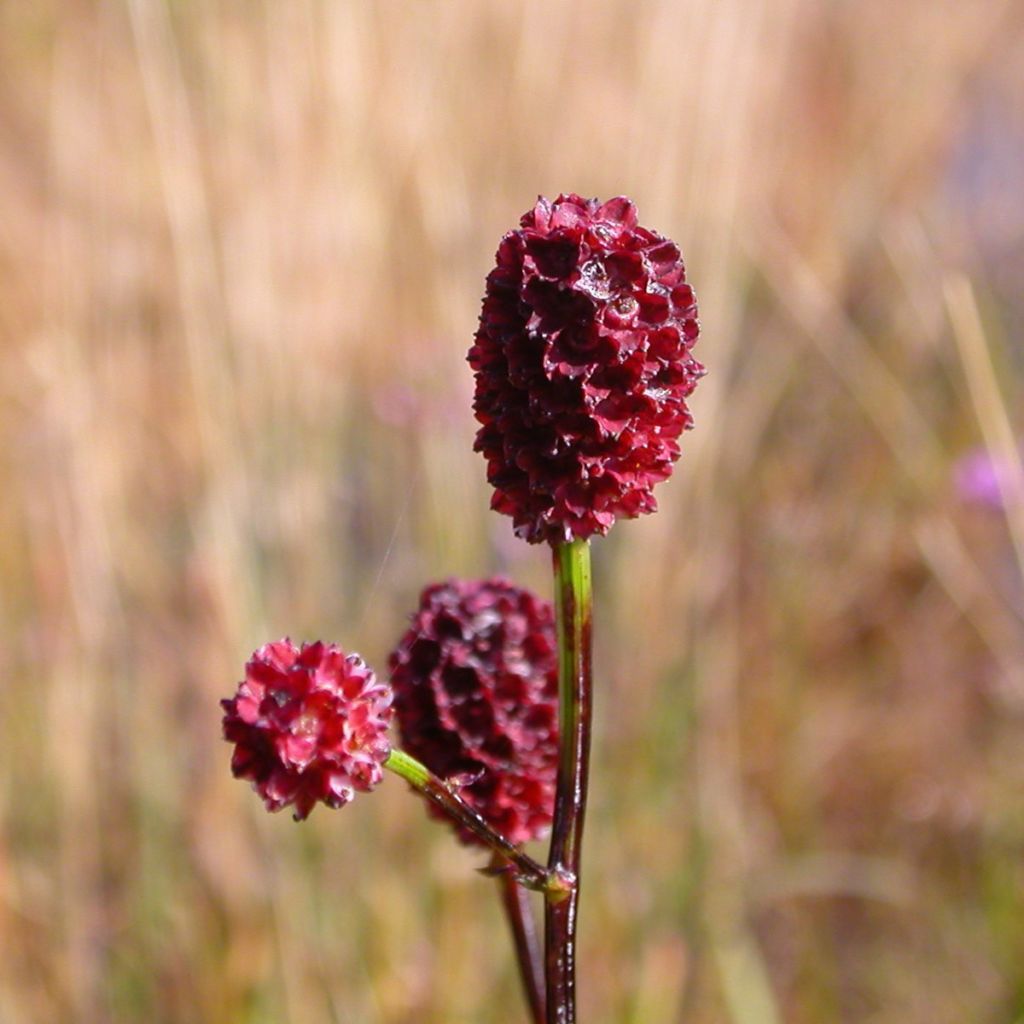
389,579,559,846
222,639,393,820
469,193,703,544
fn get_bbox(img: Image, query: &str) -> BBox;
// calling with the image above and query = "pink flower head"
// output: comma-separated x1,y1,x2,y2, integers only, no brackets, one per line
222,639,393,820
389,579,558,846
469,193,704,544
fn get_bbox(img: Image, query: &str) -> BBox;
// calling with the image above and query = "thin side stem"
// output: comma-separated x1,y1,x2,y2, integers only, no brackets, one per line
384,749,555,893
493,853,545,1024
544,539,594,1024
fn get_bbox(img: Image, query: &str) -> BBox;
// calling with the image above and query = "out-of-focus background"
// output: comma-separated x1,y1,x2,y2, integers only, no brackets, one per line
2,1,1023,1021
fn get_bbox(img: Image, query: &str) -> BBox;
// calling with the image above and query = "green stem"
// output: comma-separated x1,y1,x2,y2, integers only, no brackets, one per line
544,539,594,1024
384,749,556,893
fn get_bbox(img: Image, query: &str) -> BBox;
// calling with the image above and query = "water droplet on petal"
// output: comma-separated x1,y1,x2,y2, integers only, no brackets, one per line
578,258,610,299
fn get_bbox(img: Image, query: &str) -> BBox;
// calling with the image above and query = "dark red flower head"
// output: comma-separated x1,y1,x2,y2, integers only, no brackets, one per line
469,193,703,544
222,639,393,821
389,578,558,846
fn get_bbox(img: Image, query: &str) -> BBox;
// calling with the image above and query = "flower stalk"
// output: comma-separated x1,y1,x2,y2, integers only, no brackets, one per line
384,748,555,893
493,853,546,1024
545,538,594,1023
226,193,702,1024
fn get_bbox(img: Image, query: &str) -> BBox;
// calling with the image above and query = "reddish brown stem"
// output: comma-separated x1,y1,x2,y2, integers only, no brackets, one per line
494,853,545,1024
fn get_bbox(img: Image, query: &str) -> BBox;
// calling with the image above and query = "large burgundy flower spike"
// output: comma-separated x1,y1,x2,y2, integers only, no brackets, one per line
222,639,393,820
469,193,703,544
389,578,559,846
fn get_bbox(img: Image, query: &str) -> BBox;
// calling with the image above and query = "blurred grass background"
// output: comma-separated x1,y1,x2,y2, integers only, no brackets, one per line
2,1,1024,1021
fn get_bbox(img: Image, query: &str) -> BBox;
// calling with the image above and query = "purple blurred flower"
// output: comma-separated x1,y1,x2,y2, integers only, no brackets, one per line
955,445,1024,510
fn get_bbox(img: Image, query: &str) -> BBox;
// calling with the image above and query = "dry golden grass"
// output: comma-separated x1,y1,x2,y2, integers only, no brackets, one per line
2,2,1024,1021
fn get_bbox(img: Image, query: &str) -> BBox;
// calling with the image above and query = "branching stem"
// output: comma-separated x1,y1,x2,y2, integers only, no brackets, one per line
384,749,556,893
